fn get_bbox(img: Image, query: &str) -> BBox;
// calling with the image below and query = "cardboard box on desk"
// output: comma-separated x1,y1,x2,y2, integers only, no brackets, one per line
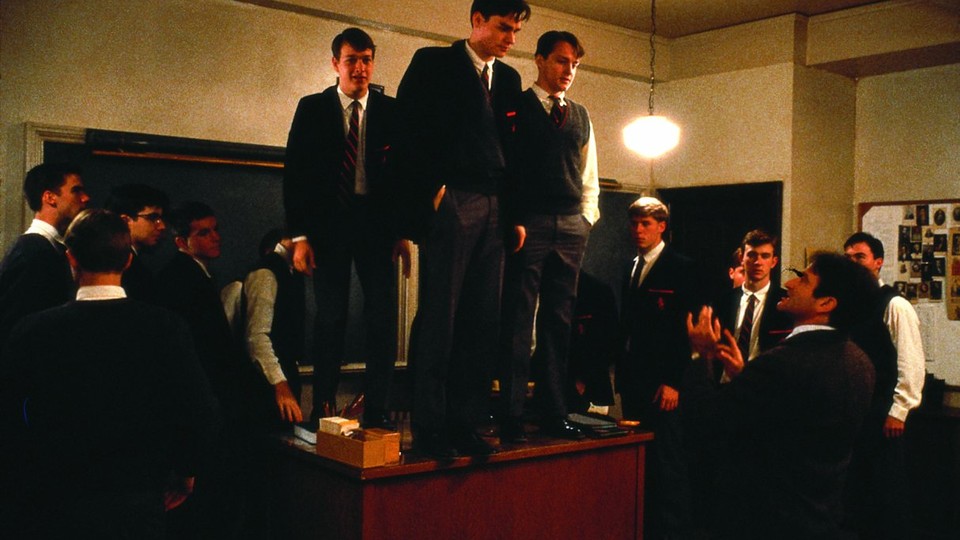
365,428,400,465
315,428,400,468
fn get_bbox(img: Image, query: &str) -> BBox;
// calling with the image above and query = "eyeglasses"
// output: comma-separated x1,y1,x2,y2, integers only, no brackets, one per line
135,212,164,224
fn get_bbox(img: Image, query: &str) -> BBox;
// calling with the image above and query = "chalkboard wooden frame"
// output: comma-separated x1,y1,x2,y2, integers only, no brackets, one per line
25,122,417,372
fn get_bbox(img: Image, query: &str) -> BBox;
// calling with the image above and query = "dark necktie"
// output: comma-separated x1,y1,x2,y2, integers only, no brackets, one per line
630,256,646,292
737,294,757,360
549,96,566,127
481,64,491,101
339,100,360,207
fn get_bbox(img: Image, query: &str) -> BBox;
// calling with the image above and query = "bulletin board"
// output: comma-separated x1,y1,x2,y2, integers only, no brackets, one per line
859,200,960,385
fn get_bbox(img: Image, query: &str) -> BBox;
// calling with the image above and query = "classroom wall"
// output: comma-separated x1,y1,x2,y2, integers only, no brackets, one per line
854,63,960,203
1,0,956,379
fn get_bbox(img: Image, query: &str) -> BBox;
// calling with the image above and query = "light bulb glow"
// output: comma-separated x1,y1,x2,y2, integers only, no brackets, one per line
623,115,681,158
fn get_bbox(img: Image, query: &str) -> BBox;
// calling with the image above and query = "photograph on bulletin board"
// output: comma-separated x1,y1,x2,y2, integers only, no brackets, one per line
861,199,960,329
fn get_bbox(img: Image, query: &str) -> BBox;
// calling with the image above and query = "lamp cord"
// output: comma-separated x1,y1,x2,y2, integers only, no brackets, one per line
648,0,657,116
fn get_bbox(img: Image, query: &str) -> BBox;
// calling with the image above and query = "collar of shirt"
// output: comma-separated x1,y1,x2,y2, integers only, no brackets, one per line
464,41,494,88
786,324,834,340
76,285,126,301
337,86,369,112
641,240,666,267
25,218,63,247
532,84,565,113
179,249,211,278
741,281,771,303
633,240,666,284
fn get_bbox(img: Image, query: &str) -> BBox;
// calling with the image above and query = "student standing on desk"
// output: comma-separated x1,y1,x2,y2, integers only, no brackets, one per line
283,27,410,429
394,0,531,459
497,30,599,443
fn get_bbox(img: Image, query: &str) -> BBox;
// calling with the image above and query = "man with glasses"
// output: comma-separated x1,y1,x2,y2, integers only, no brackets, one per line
105,183,168,302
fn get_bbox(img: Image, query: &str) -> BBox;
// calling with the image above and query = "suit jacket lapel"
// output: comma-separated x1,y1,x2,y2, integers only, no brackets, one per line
364,90,379,169
728,289,744,330
324,86,347,155
453,40,491,105
640,247,671,291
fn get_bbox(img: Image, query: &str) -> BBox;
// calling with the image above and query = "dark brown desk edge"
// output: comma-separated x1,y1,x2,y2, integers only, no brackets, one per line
273,430,655,481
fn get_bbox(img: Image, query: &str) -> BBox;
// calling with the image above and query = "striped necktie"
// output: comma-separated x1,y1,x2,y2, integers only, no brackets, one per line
549,96,566,127
339,100,360,207
737,294,757,360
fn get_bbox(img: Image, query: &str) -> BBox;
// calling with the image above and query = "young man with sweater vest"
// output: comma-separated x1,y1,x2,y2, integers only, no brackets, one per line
843,231,925,538
497,30,599,443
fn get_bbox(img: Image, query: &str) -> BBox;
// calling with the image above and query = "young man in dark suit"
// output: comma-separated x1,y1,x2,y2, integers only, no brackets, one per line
616,195,699,537
0,209,217,539
104,183,169,303
685,252,878,538
394,0,531,459
158,202,251,538
284,27,410,428
498,30,599,443
714,229,793,377
0,162,88,352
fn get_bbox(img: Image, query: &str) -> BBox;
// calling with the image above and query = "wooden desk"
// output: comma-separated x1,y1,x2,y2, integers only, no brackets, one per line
269,431,654,539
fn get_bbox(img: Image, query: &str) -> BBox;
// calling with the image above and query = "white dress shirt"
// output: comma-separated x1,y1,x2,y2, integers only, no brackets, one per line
25,219,62,248
76,285,126,301
880,280,925,421
632,240,666,288
464,40,494,91
243,243,293,385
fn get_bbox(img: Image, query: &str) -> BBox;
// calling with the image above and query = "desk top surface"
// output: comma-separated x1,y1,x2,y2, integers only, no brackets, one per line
273,429,654,481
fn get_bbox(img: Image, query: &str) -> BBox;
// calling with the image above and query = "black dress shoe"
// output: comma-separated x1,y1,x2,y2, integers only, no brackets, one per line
499,418,528,443
413,429,459,460
539,419,586,440
449,429,499,456
362,411,397,431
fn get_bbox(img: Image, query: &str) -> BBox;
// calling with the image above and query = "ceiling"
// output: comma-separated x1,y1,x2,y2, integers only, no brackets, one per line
530,0,885,37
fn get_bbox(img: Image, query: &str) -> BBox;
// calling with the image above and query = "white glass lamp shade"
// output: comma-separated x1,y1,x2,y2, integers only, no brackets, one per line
623,115,681,158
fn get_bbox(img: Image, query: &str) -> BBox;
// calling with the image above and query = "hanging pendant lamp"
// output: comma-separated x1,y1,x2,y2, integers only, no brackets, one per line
623,0,680,159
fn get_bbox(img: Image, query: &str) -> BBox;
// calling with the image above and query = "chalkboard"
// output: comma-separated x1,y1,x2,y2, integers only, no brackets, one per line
581,188,643,312
43,139,377,367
